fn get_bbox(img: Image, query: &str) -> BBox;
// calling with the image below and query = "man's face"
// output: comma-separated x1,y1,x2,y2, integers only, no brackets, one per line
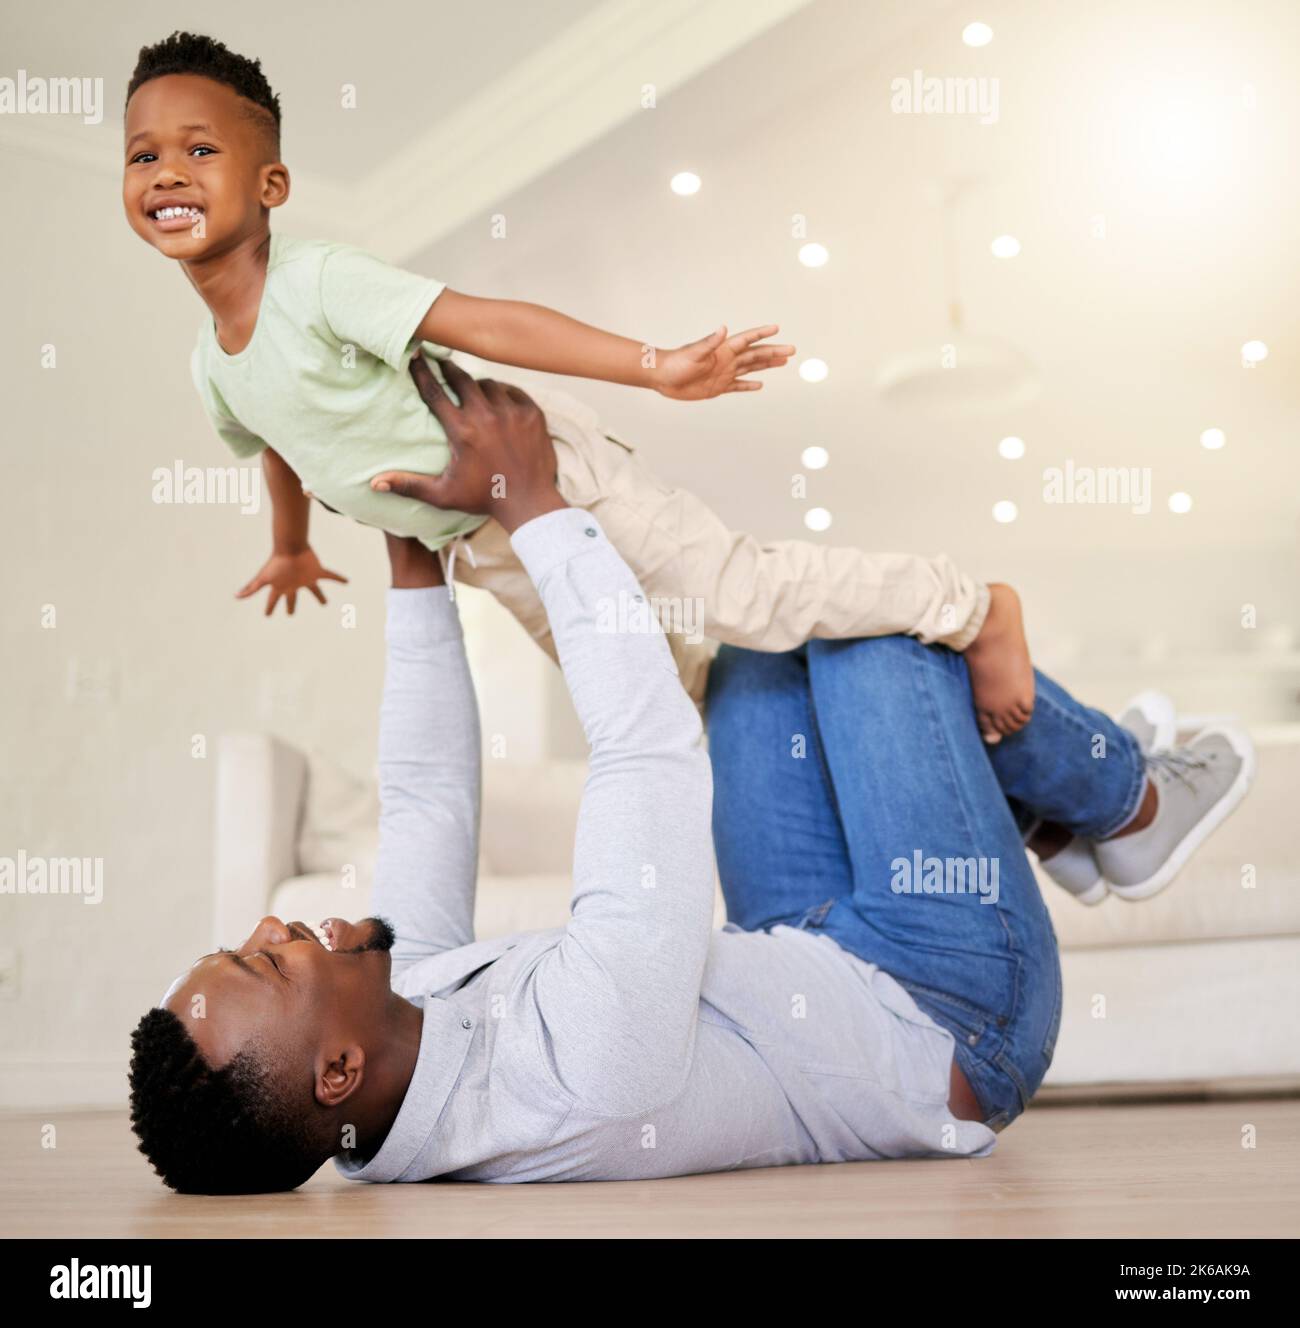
162,916,394,1089
122,73,288,260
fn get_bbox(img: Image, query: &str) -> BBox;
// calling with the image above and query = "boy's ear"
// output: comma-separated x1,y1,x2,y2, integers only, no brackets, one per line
260,162,291,211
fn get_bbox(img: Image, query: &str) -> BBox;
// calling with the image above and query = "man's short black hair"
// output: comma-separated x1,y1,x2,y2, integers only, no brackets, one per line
126,30,282,158
128,1007,327,1194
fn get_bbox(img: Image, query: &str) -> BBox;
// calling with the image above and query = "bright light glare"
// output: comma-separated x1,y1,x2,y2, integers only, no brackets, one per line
1126,79,1233,188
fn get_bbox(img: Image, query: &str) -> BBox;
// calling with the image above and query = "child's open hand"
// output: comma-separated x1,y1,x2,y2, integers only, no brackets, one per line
655,324,795,400
235,547,348,616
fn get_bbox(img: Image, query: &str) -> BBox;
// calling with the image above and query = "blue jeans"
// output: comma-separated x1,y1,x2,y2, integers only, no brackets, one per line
704,636,1146,1130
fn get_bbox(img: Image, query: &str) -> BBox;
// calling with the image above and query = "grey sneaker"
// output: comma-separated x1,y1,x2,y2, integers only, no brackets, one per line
1034,690,1176,905
1093,726,1256,901
1036,834,1108,905
1117,689,1177,754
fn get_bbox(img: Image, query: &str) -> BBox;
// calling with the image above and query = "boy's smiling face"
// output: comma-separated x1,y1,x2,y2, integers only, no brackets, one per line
122,72,289,259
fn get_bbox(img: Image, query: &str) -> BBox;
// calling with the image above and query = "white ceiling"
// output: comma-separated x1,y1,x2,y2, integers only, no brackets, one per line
398,0,1300,565
4,0,608,182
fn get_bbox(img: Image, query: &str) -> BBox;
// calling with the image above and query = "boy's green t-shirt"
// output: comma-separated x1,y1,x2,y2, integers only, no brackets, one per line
189,232,486,551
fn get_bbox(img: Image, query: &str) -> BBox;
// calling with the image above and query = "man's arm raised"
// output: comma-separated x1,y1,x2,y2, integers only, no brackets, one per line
372,531,483,970
375,358,715,1114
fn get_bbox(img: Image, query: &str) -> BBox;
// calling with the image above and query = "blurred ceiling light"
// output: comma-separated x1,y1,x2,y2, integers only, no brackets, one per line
798,242,829,268
992,500,1018,523
801,446,829,470
962,22,993,47
998,436,1025,459
805,507,833,531
1199,428,1226,450
1241,340,1269,364
991,234,1021,258
799,358,829,383
670,172,701,196
1168,492,1193,514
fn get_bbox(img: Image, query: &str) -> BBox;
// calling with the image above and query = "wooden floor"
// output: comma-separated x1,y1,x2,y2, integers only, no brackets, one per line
4,1098,1297,1238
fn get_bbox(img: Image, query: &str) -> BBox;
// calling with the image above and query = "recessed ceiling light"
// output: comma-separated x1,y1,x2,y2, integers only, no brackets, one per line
963,22,993,47
992,500,1018,524
1168,492,1193,514
805,507,832,532
799,358,829,383
801,446,829,470
1241,340,1268,363
998,436,1025,459
1199,428,1226,450
798,243,829,268
670,172,701,196
991,235,1021,259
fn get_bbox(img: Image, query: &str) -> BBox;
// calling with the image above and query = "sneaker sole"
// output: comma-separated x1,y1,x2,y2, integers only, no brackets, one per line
1071,877,1109,907
1108,724,1257,902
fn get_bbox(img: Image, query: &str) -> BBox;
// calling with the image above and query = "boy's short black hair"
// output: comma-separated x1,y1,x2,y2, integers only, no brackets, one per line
128,1006,325,1194
126,31,282,158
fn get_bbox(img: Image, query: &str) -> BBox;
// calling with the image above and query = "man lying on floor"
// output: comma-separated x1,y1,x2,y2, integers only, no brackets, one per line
129,369,1253,1193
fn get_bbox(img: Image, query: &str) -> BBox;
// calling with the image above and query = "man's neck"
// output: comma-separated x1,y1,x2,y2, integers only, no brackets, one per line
345,990,425,1162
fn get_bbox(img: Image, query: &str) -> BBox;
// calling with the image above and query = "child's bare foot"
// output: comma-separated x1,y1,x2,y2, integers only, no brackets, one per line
965,583,1035,742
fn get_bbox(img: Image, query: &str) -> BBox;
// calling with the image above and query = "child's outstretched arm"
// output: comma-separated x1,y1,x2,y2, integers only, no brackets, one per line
416,291,795,400
235,447,348,616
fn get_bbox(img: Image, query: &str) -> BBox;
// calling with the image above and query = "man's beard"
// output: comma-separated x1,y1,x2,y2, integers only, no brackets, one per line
344,916,396,954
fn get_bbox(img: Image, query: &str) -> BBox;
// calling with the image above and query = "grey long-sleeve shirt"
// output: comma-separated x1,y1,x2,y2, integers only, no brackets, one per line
335,508,995,1184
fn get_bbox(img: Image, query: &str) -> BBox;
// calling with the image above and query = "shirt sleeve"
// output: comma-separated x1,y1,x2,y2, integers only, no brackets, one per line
371,586,481,967
318,243,447,372
189,345,267,459
515,510,716,1117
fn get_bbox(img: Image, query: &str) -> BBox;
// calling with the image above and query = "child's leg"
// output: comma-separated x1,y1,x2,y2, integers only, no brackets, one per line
528,383,1045,733
523,384,984,639
458,380,1029,726
547,410,992,653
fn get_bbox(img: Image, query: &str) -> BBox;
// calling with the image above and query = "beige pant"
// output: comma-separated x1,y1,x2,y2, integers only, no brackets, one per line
452,382,991,708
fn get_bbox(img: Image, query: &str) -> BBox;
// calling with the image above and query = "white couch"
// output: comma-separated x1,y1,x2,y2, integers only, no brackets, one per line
214,728,1300,1092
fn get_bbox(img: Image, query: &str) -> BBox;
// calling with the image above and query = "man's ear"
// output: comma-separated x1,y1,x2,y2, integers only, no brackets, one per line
261,162,291,211
316,1043,365,1108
